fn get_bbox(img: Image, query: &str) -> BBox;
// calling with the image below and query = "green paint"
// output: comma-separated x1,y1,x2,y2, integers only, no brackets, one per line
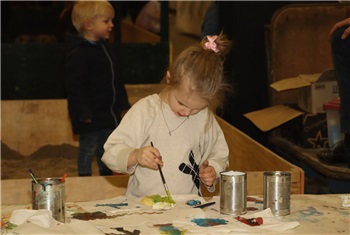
165,190,175,204
150,194,175,204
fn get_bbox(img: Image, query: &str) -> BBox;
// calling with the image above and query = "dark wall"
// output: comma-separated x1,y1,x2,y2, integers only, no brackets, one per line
1,2,169,100
218,1,290,147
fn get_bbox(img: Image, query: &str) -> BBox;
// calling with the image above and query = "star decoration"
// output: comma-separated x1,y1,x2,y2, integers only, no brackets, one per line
307,130,328,148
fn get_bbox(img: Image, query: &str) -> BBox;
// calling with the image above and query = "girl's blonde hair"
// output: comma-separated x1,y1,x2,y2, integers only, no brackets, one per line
71,1,114,34
162,32,232,112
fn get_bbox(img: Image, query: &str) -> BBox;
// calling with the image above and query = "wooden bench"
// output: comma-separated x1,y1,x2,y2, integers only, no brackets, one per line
1,84,304,204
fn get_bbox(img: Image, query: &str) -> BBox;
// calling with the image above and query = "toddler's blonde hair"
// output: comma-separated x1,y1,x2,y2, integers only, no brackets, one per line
71,1,114,34
162,32,232,112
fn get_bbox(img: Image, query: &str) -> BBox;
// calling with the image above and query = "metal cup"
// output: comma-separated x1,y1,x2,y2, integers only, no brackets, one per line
220,171,247,215
32,178,65,222
263,171,291,216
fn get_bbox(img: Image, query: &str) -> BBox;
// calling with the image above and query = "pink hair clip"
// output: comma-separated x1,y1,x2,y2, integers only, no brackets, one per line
204,35,219,53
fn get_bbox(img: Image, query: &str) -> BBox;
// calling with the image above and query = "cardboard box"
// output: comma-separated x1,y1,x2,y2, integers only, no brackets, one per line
279,110,328,148
270,69,338,114
298,70,338,113
245,70,338,148
244,105,328,148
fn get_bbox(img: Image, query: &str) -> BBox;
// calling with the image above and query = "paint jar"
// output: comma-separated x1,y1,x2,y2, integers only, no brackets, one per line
220,171,247,215
263,171,291,216
32,178,65,223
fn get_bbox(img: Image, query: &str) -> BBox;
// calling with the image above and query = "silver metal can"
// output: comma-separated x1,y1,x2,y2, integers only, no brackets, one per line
32,178,65,223
220,171,247,215
263,171,291,216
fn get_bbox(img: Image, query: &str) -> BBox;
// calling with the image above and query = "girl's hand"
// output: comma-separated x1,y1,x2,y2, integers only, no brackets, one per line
199,160,216,187
129,146,163,170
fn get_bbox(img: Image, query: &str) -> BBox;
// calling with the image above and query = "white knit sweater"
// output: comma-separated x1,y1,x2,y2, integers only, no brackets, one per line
102,94,229,198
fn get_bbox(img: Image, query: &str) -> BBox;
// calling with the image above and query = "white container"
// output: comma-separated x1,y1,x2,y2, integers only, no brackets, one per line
324,98,344,149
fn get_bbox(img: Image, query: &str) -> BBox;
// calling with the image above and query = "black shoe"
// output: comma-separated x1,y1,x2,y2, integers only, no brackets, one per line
317,141,350,164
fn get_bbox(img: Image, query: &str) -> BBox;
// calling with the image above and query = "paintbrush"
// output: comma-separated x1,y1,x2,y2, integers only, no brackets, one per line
193,201,216,209
28,168,39,184
151,142,175,203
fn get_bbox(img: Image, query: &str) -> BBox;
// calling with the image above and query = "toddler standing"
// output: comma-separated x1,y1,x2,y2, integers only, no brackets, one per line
65,1,130,176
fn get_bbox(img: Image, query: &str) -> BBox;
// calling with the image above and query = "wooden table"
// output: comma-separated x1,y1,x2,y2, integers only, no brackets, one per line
1,194,349,235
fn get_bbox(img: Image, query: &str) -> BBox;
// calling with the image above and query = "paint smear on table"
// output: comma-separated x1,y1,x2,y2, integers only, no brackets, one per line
191,218,228,227
110,227,140,235
287,206,323,223
158,225,186,235
322,205,350,216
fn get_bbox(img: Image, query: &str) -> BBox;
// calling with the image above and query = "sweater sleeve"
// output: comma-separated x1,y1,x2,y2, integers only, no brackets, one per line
201,114,229,179
102,96,156,173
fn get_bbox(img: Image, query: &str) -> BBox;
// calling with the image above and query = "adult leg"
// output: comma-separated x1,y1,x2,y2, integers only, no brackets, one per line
318,25,350,164
331,25,350,139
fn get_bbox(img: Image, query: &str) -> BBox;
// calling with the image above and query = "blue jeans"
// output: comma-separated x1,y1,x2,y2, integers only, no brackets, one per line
78,129,113,176
331,26,350,134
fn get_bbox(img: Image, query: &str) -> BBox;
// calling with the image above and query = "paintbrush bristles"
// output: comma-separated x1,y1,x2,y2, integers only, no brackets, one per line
150,142,174,201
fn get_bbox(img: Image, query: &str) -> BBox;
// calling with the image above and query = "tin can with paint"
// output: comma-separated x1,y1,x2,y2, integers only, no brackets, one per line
32,178,65,222
220,171,247,215
263,171,291,216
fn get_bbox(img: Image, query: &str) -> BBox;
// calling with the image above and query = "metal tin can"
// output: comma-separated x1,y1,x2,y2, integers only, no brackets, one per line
32,178,65,222
220,171,247,215
263,171,291,216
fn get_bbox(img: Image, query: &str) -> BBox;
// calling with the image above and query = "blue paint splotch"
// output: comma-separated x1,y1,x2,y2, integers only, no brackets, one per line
299,206,324,216
186,200,201,206
159,225,186,235
287,206,324,223
191,218,228,227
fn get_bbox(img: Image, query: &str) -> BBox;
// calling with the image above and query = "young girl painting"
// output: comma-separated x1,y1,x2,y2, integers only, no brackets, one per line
102,33,232,198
